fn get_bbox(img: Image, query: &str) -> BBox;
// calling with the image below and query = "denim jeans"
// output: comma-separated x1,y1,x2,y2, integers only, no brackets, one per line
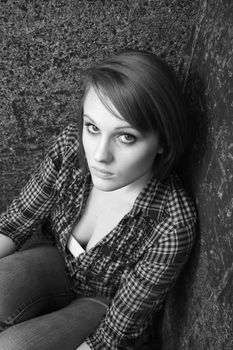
0,245,108,350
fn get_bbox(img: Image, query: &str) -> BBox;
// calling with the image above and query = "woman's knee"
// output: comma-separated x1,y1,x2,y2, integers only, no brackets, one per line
0,251,34,330
0,328,31,350
0,246,73,328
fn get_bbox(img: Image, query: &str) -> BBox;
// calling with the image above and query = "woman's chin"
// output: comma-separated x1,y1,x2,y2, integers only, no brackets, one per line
91,177,118,192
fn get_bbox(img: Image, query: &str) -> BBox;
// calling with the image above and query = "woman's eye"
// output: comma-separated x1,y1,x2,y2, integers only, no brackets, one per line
118,134,136,144
85,123,99,134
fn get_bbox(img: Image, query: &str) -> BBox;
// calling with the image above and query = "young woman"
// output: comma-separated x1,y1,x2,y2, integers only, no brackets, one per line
0,51,197,350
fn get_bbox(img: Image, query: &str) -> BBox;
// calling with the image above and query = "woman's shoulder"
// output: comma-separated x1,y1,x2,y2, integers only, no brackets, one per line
48,123,79,161
146,174,197,250
55,123,79,149
138,173,196,227
166,173,197,225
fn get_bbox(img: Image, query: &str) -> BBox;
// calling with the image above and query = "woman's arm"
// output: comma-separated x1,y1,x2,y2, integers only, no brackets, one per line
0,233,16,259
0,125,78,251
0,155,58,250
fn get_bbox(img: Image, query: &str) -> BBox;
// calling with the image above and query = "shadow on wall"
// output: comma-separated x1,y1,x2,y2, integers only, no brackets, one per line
157,70,209,350
180,69,209,193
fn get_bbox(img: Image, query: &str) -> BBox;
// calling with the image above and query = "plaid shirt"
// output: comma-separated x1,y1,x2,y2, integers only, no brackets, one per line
0,124,197,350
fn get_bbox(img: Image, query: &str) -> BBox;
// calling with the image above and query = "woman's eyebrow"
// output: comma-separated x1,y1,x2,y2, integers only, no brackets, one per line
83,114,136,131
83,114,94,122
114,126,137,131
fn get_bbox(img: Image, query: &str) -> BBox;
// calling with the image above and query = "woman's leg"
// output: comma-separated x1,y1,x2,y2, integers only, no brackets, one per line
0,296,108,350
0,245,75,332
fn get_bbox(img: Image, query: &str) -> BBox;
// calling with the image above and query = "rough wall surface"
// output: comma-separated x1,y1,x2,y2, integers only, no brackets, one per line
0,0,232,349
162,1,233,349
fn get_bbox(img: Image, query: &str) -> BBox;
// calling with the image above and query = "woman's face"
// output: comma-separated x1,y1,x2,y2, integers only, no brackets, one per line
82,87,163,192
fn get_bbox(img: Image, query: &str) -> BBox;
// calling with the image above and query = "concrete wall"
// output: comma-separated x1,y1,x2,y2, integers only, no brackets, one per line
0,1,232,349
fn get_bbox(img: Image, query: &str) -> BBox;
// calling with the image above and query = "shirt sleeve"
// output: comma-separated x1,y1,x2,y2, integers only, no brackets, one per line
85,217,196,350
0,125,76,249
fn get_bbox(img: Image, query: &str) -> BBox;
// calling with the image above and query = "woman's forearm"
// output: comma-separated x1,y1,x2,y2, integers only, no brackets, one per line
0,234,16,258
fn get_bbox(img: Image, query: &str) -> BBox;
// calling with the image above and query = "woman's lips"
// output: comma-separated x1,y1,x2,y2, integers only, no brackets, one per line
91,166,114,178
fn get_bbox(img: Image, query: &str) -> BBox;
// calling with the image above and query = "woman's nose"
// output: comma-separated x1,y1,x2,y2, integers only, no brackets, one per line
94,137,113,163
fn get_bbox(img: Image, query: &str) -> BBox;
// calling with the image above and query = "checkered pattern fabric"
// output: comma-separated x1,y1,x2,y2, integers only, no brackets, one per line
0,124,197,350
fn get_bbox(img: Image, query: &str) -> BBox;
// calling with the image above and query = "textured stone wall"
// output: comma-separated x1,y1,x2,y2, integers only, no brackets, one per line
162,1,233,349
0,0,232,349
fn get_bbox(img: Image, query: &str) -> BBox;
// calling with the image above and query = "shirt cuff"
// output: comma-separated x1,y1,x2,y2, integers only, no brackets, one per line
85,330,115,350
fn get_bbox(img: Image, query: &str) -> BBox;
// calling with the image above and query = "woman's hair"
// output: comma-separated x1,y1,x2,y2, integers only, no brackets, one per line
78,50,188,180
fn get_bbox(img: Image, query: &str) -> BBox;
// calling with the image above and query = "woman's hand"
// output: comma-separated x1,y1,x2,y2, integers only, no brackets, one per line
0,234,16,259
76,341,91,350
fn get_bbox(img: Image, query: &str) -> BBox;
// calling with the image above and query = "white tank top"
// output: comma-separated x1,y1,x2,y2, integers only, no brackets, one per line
67,234,85,257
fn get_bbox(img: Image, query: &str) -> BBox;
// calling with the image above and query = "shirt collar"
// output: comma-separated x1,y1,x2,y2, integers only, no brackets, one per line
129,174,171,222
